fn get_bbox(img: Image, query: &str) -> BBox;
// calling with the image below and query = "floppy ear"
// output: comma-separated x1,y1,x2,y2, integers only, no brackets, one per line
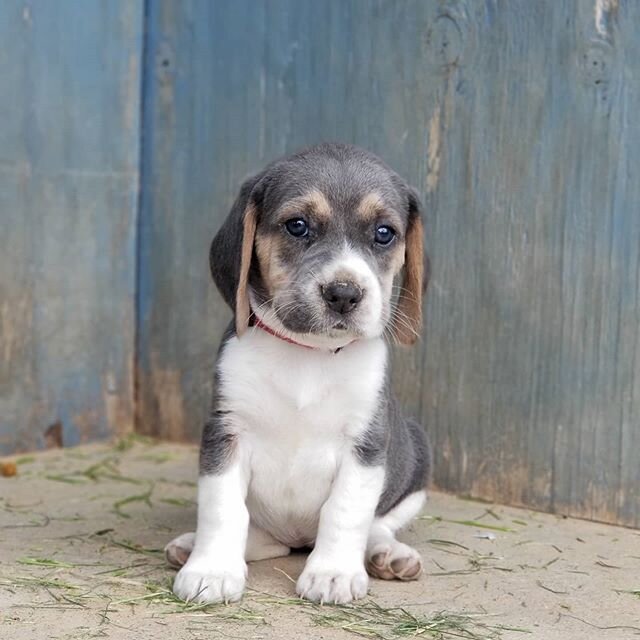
209,173,263,336
392,188,426,346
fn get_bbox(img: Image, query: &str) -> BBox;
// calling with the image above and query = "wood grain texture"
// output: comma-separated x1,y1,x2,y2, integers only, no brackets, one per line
421,0,640,528
0,1,143,453
138,0,640,526
137,0,445,441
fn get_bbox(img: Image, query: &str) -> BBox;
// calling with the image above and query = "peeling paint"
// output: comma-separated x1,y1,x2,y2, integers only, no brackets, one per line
426,105,441,193
470,464,531,507
73,409,101,444
138,354,187,442
103,366,134,439
154,369,186,441
595,0,618,37
44,421,63,448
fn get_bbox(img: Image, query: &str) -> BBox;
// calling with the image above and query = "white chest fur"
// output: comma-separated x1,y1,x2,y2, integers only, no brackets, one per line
216,329,387,546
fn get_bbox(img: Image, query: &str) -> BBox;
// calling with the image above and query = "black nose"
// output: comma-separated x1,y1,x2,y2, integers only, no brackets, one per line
321,281,363,315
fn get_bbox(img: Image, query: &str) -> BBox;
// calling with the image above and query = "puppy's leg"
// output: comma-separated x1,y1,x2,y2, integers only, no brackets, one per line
173,461,249,604
366,490,425,581
296,453,385,604
166,523,290,568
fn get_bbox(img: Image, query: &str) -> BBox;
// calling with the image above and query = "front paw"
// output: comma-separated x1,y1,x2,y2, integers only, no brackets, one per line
296,563,368,604
173,557,246,604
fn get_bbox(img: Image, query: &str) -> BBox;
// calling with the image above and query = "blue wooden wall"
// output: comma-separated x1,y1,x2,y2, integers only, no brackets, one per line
2,1,639,527
0,1,143,451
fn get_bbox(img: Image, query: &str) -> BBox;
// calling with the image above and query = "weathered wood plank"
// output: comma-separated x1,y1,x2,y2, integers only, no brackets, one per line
138,0,640,527
0,1,144,453
421,0,640,527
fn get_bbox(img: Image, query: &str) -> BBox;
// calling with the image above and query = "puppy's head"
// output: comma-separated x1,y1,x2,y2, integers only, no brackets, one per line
210,143,427,347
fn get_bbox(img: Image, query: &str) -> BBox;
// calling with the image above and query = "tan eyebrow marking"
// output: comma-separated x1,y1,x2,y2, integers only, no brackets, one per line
277,189,332,222
356,191,404,231
356,192,386,221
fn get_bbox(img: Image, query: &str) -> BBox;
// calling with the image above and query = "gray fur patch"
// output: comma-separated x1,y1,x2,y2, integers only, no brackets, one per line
354,394,389,467
353,373,431,517
375,408,431,516
199,410,236,475
199,323,238,476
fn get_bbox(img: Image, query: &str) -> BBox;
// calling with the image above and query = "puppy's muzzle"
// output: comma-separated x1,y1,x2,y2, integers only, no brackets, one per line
321,281,364,315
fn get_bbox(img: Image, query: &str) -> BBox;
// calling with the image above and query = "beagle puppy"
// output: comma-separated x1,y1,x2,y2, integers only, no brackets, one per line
165,143,431,605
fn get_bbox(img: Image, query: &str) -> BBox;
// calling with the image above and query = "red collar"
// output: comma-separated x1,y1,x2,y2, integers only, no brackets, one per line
253,316,315,350
252,316,352,354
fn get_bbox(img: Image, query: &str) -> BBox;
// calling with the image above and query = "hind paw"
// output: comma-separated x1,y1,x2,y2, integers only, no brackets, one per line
366,541,422,581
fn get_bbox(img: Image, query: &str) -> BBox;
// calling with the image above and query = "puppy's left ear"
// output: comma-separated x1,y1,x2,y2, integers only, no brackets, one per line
393,187,426,345
209,173,264,336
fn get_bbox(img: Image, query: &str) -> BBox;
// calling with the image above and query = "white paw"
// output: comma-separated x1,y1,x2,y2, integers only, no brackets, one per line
366,540,422,581
173,557,247,604
296,564,369,604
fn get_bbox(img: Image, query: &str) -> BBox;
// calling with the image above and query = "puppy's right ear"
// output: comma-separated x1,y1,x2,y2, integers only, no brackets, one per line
209,173,264,336
392,187,425,345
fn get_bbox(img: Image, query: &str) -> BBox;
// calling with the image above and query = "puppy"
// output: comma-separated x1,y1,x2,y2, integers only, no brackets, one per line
165,143,431,605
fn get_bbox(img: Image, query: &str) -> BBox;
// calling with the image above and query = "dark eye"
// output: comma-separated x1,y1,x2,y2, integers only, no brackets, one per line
374,225,395,245
284,218,309,238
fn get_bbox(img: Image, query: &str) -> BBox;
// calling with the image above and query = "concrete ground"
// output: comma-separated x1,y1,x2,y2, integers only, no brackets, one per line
0,438,638,640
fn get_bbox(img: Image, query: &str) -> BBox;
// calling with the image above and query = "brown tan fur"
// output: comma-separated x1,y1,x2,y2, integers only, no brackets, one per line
392,216,424,345
255,234,289,296
235,203,257,335
355,191,386,221
257,189,333,299
276,189,332,224
356,192,404,230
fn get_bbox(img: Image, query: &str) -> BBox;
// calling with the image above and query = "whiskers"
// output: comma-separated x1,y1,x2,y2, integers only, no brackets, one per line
248,290,297,330
390,283,420,303
383,304,421,345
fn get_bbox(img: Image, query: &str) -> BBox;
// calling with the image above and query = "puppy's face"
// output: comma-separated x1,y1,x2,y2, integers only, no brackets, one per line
210,144,425,345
